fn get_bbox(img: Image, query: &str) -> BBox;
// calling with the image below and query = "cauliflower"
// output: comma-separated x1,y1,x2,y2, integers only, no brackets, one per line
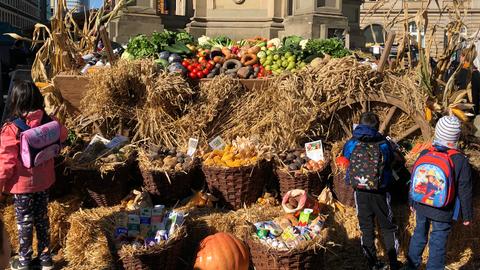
267,38,281,48
198,35,211,46
300,39,309,50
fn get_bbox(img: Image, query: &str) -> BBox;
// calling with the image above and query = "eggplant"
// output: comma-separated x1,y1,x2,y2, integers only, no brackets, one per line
168,63,187,75
159,51,170,60
168,53,182,63
210,50,224,59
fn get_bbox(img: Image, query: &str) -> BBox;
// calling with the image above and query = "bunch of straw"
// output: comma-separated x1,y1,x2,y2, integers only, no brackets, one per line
133,73,195,147
0,196,81,254
64,206,121,269
175,75,246,149
76,59,158,139
213,57,381,150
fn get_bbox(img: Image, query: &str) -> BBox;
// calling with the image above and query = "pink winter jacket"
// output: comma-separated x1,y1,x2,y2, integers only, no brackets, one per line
0,110,68,194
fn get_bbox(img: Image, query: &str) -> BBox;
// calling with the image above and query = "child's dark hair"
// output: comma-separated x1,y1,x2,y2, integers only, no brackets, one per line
8,81,44,120
360,112,380,130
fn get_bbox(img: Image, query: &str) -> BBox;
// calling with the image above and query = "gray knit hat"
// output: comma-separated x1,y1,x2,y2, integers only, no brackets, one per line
434,115,462,149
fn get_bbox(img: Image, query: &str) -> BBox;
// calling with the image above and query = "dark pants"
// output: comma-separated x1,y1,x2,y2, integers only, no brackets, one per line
354,191,399,269
407,212,452,270
13,191,51,265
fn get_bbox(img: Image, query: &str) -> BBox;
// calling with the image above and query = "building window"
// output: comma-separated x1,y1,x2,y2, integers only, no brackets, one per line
363,24,385,45
408,22,425,48
287,0,293,16
317,0,325,7
444,25,467,47
328,28,345,41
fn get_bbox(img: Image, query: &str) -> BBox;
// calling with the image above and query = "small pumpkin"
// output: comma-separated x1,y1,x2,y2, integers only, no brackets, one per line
194,232,249,270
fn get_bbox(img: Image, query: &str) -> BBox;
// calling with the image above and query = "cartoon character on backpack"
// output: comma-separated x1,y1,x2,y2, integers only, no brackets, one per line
410,148,456,208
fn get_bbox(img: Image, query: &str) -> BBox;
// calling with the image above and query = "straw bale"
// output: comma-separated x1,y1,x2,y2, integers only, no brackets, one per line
0,196,81,254
64,206,121,269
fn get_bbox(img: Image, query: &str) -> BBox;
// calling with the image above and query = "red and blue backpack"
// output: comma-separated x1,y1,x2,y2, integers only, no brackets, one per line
410,147,458,208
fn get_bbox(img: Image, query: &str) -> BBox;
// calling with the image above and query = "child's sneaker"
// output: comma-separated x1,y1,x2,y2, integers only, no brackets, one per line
10,257,31,270
39,259,54,270
31,257,54,270
371,261,388,270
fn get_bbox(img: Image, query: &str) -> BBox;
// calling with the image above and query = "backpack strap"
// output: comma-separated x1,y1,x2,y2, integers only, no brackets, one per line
12,118,30,132
40,111,53,125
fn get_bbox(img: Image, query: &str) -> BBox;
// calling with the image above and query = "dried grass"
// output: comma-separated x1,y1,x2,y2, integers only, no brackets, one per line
175,75,246,149
65,205,188,269
0,196,81,254
64,206,121,269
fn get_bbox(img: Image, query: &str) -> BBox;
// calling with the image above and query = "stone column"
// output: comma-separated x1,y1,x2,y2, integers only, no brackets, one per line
108,0,163,44
127,0,157,14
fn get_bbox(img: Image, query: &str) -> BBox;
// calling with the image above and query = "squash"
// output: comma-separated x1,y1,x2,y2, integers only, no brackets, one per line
34,82,50,89
194,232,249,270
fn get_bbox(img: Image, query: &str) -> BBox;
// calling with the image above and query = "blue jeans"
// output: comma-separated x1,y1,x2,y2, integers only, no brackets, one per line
407,212,452,270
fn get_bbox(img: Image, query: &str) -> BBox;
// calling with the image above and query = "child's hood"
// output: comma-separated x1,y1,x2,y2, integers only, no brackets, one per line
353,124,384,142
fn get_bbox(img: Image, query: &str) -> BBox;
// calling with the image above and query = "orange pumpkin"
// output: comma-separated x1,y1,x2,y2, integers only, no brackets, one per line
194,232,249,270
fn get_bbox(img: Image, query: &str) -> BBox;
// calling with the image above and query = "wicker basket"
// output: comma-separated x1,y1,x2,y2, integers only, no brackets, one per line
140,163,199,205
275,154,330,197
330,162,355,208
247,237,325,270
119,232,186,270
73,165,132,207
202,160,268,210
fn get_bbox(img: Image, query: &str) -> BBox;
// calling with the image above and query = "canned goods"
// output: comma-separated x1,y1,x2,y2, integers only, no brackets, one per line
256,228,269,239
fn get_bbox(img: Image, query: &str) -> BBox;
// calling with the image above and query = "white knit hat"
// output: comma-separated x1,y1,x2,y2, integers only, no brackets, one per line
434,116,462,149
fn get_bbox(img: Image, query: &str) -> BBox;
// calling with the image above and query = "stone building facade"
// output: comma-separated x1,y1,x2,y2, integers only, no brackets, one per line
0,0,47,29
110,0,364,47
188,0,364,48
360,0,480,55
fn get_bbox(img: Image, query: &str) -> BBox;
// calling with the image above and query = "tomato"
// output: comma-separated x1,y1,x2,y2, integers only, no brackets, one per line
193,68,200,73
196,71,204,78
189,72,197,79
206,63,213,70
187,65,194,72
199,57,207,64
203,69,210,75
182,60,190,67
208,60,215,66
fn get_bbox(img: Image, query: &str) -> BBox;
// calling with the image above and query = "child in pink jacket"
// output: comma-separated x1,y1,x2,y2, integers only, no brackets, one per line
0,81,67,270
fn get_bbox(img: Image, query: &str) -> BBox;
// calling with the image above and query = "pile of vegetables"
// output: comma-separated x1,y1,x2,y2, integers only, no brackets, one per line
122,30,351,79
203,137,263,168
147,146,194,172
278,150,326,172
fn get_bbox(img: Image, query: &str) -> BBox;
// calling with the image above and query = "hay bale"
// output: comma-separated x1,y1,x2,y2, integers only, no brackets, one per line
64,206,120,269
0,196,81,254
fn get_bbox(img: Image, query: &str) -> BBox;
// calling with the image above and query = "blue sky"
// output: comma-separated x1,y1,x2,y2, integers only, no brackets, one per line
90,0,104,8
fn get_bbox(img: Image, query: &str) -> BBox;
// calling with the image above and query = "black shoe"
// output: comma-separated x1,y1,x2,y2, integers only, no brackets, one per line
390,260,402,270
31,257,54,270
371,261,389,270
10,257,31,270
